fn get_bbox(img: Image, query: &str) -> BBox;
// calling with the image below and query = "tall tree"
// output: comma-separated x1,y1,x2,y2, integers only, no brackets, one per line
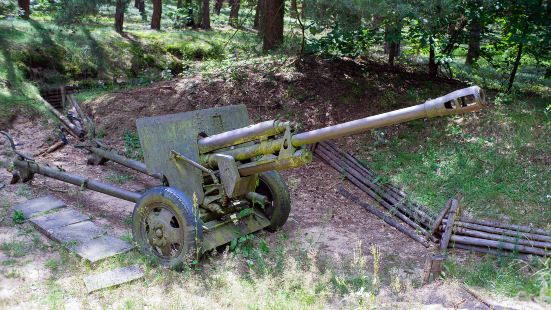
115,0,127,33
17,0,30,19
263,0,284,51
214,0,223,15
200,0,210,29
253,0,264,31
465,0,482,65
229,0,240,27
134,0,145,20
290,0,297,17
151,0,162,30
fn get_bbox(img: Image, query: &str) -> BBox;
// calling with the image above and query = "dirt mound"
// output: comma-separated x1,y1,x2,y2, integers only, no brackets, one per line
86,57,466,142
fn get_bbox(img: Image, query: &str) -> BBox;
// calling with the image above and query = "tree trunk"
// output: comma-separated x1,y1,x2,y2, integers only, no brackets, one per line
429,36,438,78
254,0,265,33
115,0,125,33
201,0,210,29
177,0,183,8
507,43,523,92
290,0,297,17
214,0,223,15
388,42,400,65
263,0,284,51
465,2,482,65
229,0,240,27
253,0,260,29
385,24,401,65
151,0,162,30
135,0,145,19
17,0,30,19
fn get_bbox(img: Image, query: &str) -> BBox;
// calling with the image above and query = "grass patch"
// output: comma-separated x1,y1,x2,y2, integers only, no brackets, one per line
365,95,550,227
445,254,548,300
44,259,61,272
105,171,134,185
0,240,28,257
12,210,25,224
122,131,143,161
0,14,262,125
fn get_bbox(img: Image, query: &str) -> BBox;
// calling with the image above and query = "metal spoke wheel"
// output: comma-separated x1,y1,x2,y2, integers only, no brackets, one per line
132,187,202,269
256,171,291,231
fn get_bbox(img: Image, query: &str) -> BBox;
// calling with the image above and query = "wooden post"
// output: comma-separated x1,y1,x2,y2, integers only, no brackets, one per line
429,198,452,237
423,253,445,284
440,197,460,251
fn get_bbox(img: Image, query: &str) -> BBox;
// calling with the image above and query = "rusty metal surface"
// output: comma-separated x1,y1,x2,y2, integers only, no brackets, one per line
198,120,290,153
136,105,250,204
201,209,271,252
13,159,141,202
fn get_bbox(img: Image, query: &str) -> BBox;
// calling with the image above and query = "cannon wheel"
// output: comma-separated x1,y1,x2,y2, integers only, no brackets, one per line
132,186,202,269
257,171,291,231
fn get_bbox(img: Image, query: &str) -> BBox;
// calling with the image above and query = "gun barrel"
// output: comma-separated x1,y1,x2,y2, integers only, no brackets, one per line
201,86,486,167
198,120,291,153
291,86,486,147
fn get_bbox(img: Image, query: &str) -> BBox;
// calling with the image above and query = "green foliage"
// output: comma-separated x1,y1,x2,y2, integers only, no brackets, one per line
12,210,25,224
307,25,375,57
54,0,112,24
123,131,143,161
166,7,195,29
44,259,61,272
106,171,134,185
445,255,543,298
0,240,28,257
0,0,18,18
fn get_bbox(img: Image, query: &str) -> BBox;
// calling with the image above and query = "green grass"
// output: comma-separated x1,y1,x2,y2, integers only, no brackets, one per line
105,171,134,185
11,210,25,224
0,240,28,257
445,254,549,299
0,12,262,126
365,94,550,227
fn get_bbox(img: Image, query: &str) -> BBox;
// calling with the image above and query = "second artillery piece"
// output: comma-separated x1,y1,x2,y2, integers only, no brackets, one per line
8,86,486,267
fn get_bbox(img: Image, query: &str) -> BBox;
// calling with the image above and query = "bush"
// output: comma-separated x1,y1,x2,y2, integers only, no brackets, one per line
307,25,376,57
0,0,18,18
54,0,111,24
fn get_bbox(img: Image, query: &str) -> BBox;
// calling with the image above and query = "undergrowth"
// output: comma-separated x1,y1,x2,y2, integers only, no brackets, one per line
445,254,551,302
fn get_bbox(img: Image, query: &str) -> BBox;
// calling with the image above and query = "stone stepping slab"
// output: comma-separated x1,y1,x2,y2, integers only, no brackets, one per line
30,208,90,234
12,195,66,218
47,220,107,245
73,235,134,263
84,265,144,293
16,196,135,263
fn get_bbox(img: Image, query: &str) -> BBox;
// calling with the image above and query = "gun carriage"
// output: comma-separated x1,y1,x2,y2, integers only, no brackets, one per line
4,86,486,268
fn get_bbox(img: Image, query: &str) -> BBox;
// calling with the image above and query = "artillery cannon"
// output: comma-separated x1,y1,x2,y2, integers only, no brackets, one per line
6,86,486,268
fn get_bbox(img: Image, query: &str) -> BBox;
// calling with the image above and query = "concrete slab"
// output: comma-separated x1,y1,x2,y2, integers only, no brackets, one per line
12,195,66,218
31,208,90,234
74,235,134,263
48,221,106,245
83,265,144,293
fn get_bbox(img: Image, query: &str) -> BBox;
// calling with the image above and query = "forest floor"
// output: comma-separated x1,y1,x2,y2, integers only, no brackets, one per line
0,56,549,309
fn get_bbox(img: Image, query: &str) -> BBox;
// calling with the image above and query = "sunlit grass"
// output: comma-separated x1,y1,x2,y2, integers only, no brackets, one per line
365,94,550,227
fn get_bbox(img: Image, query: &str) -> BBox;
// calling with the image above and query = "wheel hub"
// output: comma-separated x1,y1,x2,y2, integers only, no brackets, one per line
144,206,183,258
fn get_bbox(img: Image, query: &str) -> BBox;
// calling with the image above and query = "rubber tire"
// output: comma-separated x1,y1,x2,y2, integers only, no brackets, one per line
132,186,203,269
258,171,291,231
